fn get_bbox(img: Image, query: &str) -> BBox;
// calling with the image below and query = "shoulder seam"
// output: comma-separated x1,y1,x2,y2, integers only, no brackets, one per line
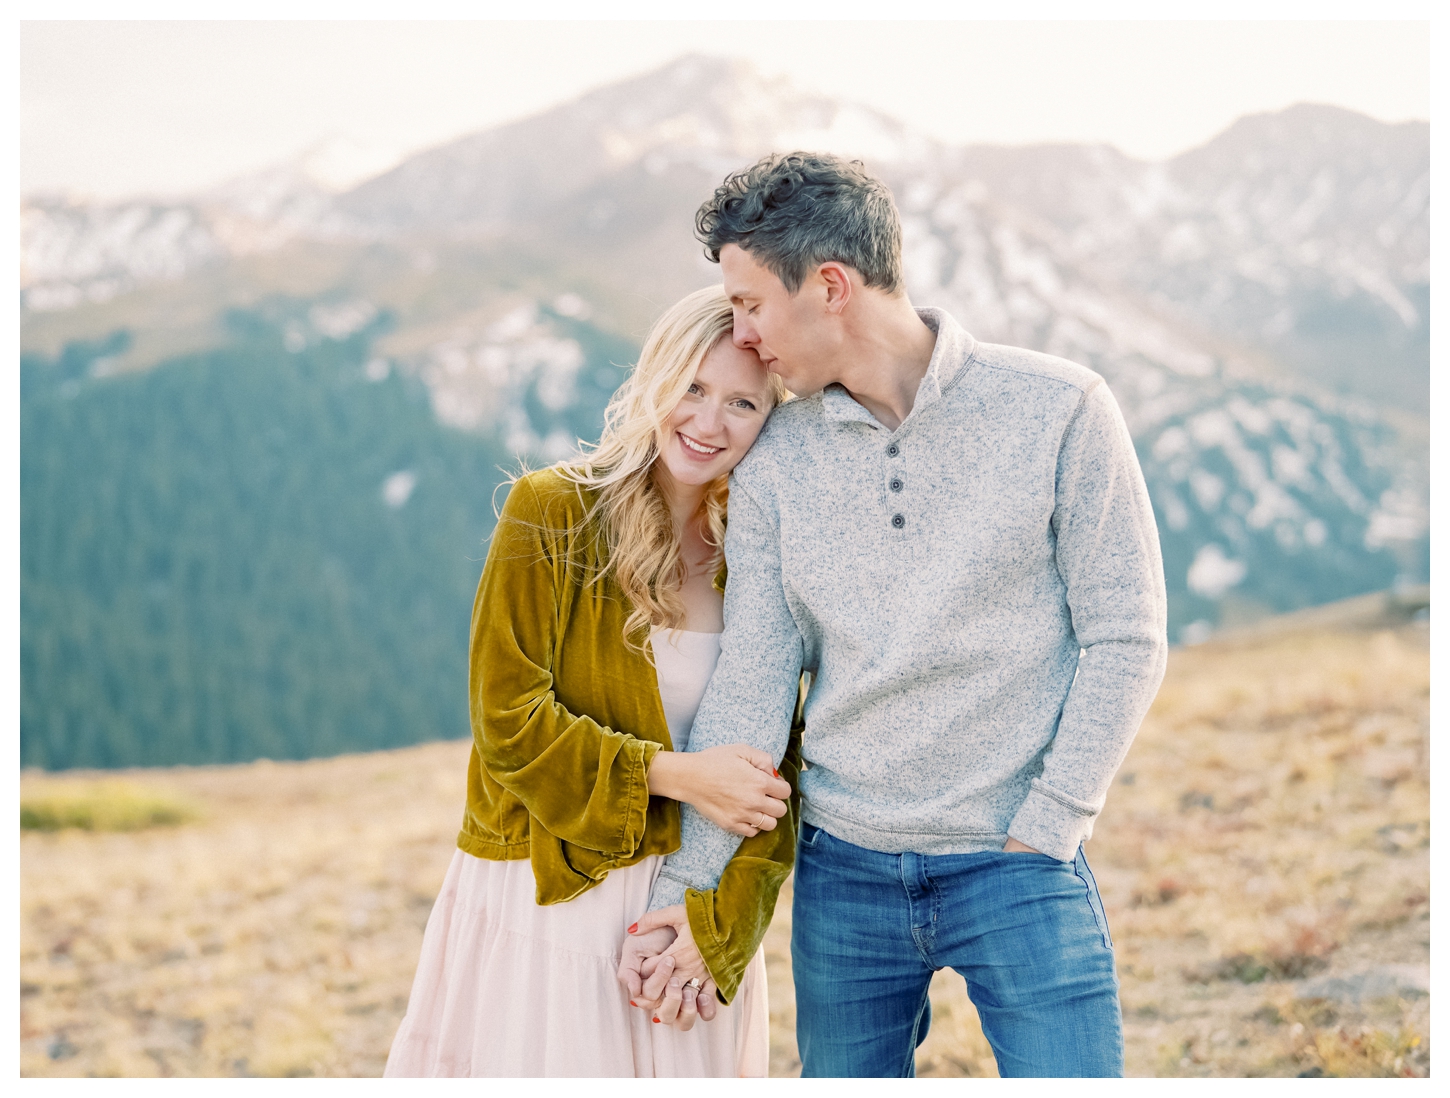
969,350,1100,395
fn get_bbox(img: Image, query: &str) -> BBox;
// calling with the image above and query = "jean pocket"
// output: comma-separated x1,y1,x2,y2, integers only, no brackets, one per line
799,822,825,848
1072,848,1113,950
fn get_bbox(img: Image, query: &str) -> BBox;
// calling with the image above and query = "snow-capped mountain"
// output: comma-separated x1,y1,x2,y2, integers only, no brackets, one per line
21,140,371,310
21,197,223,312
937,105,1428,414
19,54,1428,639
337,55,929,234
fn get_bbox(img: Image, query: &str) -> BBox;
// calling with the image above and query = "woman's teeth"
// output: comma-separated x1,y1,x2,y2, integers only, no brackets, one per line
679,434,721,455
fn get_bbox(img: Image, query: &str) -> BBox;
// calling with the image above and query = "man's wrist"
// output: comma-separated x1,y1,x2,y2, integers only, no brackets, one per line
649,873,690,911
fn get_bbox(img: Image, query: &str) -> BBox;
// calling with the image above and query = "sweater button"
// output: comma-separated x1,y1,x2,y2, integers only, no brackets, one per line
889,477,903,492
886,443,900,457
891,513,906,529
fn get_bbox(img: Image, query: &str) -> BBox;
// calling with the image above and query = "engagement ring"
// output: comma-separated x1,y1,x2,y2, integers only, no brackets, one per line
685,978,704,991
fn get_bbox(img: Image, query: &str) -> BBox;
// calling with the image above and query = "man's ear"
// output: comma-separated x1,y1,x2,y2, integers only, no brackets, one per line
817,262,853,314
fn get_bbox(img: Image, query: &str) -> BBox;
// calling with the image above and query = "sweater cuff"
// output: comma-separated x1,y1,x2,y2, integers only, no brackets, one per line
1007,779,1100,862
647,871,689,912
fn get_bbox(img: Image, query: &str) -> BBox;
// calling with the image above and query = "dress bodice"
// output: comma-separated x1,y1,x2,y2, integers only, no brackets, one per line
650,628,723,753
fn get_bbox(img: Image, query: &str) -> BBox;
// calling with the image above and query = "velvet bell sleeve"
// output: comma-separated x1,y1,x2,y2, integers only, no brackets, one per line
469,476,661,860
685,684,806,1005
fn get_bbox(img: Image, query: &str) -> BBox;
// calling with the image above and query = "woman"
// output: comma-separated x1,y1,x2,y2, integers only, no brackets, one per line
384,286,802,1077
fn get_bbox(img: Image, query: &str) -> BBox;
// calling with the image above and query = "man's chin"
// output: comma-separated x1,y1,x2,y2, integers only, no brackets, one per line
775,372,825,398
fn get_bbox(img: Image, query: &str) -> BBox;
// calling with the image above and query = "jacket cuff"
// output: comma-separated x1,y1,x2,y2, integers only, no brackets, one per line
685,887,742,1005
1006,779,1099,862
619,738,662,856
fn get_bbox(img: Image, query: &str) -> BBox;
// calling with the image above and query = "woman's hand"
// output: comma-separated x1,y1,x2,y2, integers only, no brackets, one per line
618,913,719,1029
647,745,791,836
617,924,675,1006
654,972,719,1031
631,905,713,1027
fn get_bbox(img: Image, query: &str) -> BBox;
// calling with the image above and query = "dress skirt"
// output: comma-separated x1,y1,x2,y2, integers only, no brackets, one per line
383,849,770,1077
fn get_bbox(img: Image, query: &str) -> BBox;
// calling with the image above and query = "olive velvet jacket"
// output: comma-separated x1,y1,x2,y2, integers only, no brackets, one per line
457,468,803,1003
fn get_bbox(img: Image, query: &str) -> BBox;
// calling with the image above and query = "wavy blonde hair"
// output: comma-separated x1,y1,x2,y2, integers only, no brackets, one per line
556,285,788,652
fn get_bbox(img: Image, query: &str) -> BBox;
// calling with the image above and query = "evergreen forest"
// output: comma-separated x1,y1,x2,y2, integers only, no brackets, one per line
20,302,627,769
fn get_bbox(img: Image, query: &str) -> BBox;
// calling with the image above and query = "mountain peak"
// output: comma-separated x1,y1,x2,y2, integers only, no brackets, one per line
334,54,928,232
1173,100,1428,170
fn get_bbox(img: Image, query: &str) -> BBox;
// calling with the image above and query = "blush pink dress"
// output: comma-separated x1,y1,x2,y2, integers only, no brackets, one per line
383,628,770,1077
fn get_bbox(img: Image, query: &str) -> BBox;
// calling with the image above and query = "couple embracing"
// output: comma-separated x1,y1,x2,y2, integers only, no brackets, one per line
384,153,1168,1079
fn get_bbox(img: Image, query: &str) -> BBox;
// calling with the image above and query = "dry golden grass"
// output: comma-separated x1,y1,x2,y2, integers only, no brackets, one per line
1090,619,1431,1078
20,617,1429,1077
21,781,201,833
20,749,467,1077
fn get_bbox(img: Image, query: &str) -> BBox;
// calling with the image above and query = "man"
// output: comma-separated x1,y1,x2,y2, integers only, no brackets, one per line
623,153,1167,1077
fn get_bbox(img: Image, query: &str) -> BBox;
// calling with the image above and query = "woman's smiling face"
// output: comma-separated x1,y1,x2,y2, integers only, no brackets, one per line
654,334,774,491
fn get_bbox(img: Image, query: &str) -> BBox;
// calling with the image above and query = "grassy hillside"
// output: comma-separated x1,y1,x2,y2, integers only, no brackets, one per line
22,306,508,768
22,290,637,770
19,605,1429,1077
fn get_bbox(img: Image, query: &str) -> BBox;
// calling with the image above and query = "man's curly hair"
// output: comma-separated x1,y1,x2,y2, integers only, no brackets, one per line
695,152,904,295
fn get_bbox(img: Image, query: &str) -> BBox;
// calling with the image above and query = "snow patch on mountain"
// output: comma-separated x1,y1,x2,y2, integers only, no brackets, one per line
418,300,588,458
21,199,223,311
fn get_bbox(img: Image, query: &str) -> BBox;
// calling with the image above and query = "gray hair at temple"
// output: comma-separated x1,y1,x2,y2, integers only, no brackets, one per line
694,152,905,296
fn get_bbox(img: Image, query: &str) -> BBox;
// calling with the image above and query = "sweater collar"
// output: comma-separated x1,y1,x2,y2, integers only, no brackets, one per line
820,307,977,427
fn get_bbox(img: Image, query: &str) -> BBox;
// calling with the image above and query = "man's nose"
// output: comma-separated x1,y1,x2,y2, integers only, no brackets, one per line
732,318,757,349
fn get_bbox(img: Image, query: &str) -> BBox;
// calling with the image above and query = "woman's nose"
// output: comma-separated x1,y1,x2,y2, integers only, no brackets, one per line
693,401,725,435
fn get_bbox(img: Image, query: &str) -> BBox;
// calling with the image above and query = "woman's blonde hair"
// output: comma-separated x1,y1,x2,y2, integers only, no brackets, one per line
556,285,788,651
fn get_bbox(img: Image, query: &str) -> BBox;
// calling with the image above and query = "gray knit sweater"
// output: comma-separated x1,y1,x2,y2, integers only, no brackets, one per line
648,308,1168,911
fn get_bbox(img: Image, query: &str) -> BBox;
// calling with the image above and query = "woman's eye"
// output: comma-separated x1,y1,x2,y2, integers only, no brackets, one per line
687,383,702,395
733,399,758,411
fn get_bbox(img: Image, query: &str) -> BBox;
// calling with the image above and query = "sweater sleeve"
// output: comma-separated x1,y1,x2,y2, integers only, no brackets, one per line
647,476,804,910
1006,380,1169,861
470,477,659,856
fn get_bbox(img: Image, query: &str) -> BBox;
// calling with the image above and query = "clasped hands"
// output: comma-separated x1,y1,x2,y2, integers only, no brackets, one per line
620,742,790,1030
616,905,714,1030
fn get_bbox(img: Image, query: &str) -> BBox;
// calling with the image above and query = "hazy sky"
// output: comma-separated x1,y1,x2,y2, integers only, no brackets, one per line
21,19,1431,200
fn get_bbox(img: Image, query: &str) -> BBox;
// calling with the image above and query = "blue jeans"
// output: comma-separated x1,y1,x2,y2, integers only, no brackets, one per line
791,822,1123,1077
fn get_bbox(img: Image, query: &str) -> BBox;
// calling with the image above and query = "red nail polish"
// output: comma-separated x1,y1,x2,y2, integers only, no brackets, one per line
653,1018,660,1024
627,922,638,934
630,1001,637,1007
773,768,779,777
